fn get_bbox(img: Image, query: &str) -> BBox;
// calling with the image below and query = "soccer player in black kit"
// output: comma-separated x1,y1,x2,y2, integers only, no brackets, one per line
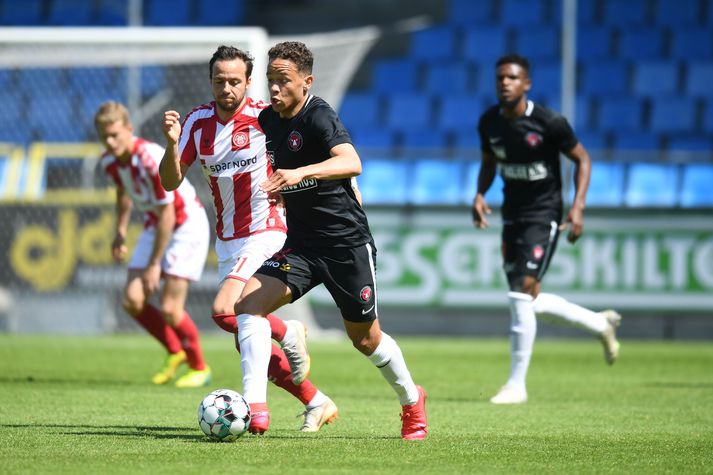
233,41,427,439
473,54,622,405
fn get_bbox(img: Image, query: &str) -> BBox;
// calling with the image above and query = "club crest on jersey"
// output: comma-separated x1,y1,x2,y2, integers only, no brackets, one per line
287,130,303,151
533,245,544,260
525,132,543,148
232,130,250,150
360,286,373,302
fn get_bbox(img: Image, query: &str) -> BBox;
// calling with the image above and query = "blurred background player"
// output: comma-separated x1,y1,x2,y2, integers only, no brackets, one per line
95,101,212,388
472,54,622,405
159,45,337,432
234,41,427,439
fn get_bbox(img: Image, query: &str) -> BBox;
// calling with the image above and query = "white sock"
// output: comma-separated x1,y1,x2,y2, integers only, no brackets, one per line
306,390,328,409
236,314,271,404
506,292,537,391
367,332,419,406
533,292,608,334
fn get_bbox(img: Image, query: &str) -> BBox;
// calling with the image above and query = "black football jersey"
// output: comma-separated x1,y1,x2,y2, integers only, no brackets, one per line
478,100,579,222
258,95,372,248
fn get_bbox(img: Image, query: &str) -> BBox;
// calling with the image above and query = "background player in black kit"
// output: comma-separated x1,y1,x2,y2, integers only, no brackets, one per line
473,54,622,405
233,41,427,439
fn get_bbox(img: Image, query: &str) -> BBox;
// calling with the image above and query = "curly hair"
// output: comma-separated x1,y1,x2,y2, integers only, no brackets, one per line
496,54,530,76
209,45,254,78
268,41,313,74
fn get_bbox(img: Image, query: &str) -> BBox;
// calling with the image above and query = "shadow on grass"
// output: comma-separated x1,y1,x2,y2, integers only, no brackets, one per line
1,423,400,441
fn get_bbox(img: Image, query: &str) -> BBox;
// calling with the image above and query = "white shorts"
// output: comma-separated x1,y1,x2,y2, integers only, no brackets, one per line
215,230,287,283
129,210,210,281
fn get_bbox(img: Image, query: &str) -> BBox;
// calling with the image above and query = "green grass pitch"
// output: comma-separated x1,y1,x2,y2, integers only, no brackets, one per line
1,334,711,474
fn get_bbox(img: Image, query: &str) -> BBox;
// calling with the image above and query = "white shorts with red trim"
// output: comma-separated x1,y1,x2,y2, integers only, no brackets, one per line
215,230,286,283
129,210,210,281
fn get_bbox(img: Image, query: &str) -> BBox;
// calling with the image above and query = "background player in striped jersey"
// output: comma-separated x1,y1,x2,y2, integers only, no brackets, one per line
473,54,622,405
159,45,337,433
95,101,212,388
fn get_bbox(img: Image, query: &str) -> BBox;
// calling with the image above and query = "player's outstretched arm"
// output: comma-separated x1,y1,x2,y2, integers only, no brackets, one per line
261,143,362,193
159,110,189,191
472,151,497,229
561,142,591,243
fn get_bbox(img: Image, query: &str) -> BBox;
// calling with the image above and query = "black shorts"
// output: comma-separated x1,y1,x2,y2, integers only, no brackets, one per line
254,240,378,323
502,220,560,283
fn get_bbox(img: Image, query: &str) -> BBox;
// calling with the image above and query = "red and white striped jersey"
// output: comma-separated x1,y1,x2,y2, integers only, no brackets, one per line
178,97,286,241
101,137,203,229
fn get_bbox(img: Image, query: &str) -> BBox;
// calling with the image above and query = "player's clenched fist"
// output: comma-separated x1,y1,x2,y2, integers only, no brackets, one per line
162,110,182,144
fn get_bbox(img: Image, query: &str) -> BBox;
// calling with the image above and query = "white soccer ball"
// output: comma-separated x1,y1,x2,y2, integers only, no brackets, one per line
197,389,251,441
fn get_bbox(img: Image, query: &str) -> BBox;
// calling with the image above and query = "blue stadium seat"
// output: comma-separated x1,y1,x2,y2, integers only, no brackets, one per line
118,66,166,97
410,27,457,60
0,0,43,24
424,62,470,94
339,92,381,129
0,69,12,90
575,131,609,150
580,61,628,96
585,162,625,206
530,61,561,99
372,59,419,94
438,95,487,132
625,163,680,207
650,97,696,133
447,0,494,25
611,131,660,150
48,0,93,25
410,159,463,205
597,97,644,132
463,161,504,205
667,135,713,151
474,64,497,95
401,129,449,149
577,27,612,60
679,164,713,207
703,100,713,132
96,0,128,25
68,68,117,96
513,28,559,61
358,159,409,205
385,94,432,131
654,0,700,26
348,127,395,150
602,0,650,27
619,30,664,60
500,0,545,26
633,61,679,96
0,92,23,131
452,130,481,149
18,69,65,93
197,0,245,25
462,27,508,63
686,62,713,97
144,0,191,25
671,30,713,60
552,0,600,25
540,96,592,129
29,95,84,141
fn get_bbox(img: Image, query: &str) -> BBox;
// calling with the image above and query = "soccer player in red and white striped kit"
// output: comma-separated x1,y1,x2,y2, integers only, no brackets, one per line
159,45,337,432
96,101,212,388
